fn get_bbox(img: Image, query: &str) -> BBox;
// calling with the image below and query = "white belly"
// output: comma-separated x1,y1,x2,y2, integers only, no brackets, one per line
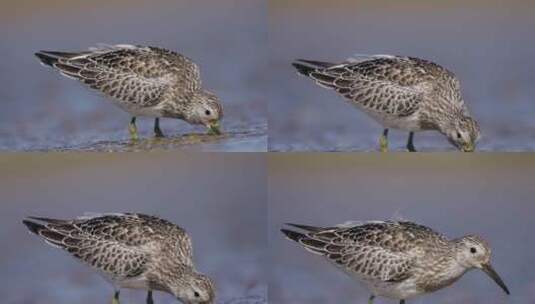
380,115,422,131
117,275,151,290
365,278,423,300
358,106,423,132
95,267,150,291
110,98,164,118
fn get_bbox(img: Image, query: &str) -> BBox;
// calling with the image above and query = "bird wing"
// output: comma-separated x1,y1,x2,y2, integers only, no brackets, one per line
23,217,149,279
283,221,446,282
132,213,195,267
293,55,460,118
75,213,195,267
35,45,201,107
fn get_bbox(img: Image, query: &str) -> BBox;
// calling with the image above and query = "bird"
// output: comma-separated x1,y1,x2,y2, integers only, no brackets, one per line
292,55,480,152
35,44,223,140
281,220,509,304
23,213,215,304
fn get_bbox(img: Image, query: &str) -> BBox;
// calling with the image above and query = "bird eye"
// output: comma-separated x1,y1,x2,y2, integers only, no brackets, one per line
194,291,200,298
470,247,477,254
456,132,462,139
204,110,211,116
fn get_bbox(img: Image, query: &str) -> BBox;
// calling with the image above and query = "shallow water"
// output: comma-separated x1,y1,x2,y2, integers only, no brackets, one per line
0,0,267,152
267,0,535,151
268,155,535,303
36,120,267,152
0,154,267,303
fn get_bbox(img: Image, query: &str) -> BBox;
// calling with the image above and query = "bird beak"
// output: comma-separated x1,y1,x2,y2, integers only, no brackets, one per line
462,142,475,152
206,121,221,135
481,263,510,295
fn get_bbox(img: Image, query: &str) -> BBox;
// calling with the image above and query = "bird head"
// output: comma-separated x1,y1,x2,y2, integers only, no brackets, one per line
455,235,509,295
170,270,215,304
184,90,223,135
443,114,480,152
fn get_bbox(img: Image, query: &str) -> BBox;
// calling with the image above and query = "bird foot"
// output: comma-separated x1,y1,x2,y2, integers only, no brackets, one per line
147,290,154,304
154,122,165,138
129,125,139,141
112,291,120,304
379,135,388,152
154,130,165,138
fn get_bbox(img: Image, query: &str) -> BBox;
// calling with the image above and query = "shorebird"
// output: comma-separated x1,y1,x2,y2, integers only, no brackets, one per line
35,44,223,140
23,213,215,304
292,55,480,152
281,220,509,303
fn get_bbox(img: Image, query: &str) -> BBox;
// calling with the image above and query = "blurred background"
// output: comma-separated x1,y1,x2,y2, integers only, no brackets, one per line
0,154,266,303
269,154,535,303
268,0,535,151
0,0,267,151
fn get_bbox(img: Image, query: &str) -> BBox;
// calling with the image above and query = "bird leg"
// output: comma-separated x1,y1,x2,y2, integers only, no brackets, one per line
147,290,154,304
400,300,406,304
129,117,139,141
368,295,376,304
154,118,165,138
406,132,417,152
379,129,389,152
111,291,120,304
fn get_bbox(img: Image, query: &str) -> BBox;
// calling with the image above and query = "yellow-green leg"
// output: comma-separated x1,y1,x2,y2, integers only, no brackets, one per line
379,129,389,152
129,117,139,141
368,295,376,304
147,290,154,304
112,291,120,304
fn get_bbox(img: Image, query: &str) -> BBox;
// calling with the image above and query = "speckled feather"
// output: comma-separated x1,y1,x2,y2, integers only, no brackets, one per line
23,213,193,289
293,55,469,131
281,220,502,300
35,45,221,120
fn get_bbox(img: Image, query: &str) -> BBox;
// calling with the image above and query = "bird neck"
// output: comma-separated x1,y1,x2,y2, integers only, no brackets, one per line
147,262,195,294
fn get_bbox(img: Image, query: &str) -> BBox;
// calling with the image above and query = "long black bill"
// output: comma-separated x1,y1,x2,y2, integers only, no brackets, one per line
482,263,510,295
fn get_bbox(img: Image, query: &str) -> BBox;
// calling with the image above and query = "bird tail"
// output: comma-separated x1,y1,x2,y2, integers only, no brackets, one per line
34,50,97,83
22,217,80,249
292,59,335,76
281,223,331,256
292,59,346,91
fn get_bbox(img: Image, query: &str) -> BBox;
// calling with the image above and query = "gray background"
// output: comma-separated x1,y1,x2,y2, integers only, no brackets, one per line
269,154,534,303
268,0,535,151
0,154,266,303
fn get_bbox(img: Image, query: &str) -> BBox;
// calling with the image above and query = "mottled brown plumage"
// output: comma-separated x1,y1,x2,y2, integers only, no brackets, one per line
24,213,214,304
282,220,509,303
35,44,222,139
292,55,480,151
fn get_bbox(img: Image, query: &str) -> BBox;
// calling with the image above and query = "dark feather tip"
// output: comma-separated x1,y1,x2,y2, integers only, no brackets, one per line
22,219,44,235
34,52,57,67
